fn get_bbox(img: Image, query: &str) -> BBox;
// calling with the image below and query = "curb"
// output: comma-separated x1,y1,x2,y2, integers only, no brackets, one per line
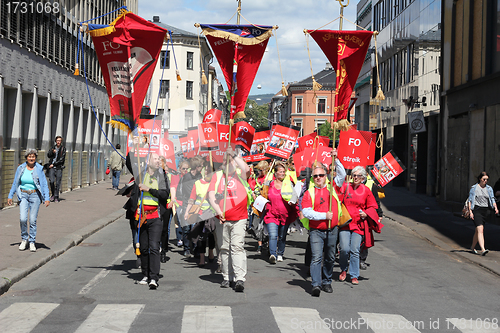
0,210,125,296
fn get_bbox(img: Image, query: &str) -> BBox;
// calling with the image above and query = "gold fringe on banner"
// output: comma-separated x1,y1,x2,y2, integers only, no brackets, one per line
336,119,350,131
108,120,132,132
201,28,274,46
281,82,288,96
176,69,182,81
229,118,235,126
201,70,208,84
234,111,246,119
312,76,322,91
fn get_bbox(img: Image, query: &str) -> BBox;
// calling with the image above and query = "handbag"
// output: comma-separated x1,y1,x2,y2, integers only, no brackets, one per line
338,186,353,228
105,166,110,175
185,192,209,223
377,188,385,199
461,199,471,219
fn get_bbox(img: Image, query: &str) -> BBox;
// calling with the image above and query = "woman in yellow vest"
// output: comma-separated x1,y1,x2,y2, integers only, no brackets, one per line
248,160,270,254
263,163,298,264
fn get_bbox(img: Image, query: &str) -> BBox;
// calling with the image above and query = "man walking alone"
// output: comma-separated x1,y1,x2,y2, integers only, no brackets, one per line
47,136,66,202
109,144,125,190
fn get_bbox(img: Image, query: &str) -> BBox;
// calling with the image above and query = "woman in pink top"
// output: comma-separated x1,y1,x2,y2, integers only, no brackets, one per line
264,163,298,264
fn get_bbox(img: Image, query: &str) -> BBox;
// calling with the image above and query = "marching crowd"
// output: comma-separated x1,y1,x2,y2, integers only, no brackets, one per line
121,142,385,296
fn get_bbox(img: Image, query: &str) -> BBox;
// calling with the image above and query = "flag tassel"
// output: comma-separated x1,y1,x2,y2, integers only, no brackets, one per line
201,70,208,84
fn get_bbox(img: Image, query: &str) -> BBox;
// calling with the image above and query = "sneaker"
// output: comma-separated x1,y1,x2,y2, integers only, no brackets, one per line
269,255,276,264
322,284,333,293
277,255,283,262
54,198,59,203
50,196,55,202
339,271,347,282
360,262,368,270
19,240,28,251
149,279,158,289
311,286,321,297
256,245,262,254
29,243,36,252
177,240,183,247
234,280,245,292
139,276,149,285
183,250,192,257
351,278,359,285
220,280,230,288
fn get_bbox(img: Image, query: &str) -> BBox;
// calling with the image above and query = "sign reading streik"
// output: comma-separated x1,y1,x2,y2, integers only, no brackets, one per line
337,130,372,169
198,122,219,151
232,121,255,153
159,138,176,171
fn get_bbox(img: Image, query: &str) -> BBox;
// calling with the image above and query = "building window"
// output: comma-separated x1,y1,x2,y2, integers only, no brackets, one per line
185,110,193,129
186,81,193,100
294,119,303,137
187,51,194,70
316,119,326,131
160,80,169,99
317,98,326,113
160,50,170,69
163,109,170,129
296,98,303,113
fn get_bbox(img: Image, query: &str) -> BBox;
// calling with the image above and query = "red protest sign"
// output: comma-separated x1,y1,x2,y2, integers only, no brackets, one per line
198,122,219,151
203,108,222,123
186,126,199,158
159,138,177,171
337,130,372,169
265,122,300,161
232,121,255,153
126,117,161,157
292,150,306,178
297,132,330,153
179,135,189,158
248,130,270,162
370,150,406,187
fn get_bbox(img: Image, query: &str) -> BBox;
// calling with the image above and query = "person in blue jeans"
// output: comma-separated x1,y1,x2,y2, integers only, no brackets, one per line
8,149,50,252
109,143,125,190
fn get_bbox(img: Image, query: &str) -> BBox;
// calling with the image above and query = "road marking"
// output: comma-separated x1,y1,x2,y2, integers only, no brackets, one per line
181,305,233,333
74,304,144,333
446,318,500,332
271,307,331,333
0,302,59,333
358,312,422,332
78,243,132,295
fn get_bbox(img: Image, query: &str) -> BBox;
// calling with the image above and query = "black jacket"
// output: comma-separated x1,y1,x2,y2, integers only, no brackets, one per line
47,145,67,168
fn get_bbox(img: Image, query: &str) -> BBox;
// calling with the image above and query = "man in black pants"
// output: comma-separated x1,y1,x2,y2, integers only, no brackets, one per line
47,136,66,202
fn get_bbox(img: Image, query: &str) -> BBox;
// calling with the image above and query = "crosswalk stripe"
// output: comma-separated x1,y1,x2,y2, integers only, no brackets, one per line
446,318,500,333
271,307,331,333
0,302,59,333
358,312,422,332
74,304,144,333
181,305,233,333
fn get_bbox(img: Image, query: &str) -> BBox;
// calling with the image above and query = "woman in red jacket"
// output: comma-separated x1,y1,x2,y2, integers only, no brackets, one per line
338,165,381,285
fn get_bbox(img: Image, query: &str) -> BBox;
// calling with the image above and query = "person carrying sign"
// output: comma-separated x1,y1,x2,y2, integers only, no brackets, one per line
301,159,345,297
208,148,252,292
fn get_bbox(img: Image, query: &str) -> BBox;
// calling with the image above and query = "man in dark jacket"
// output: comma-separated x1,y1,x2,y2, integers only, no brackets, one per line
125,150,169,289
47,136,66,202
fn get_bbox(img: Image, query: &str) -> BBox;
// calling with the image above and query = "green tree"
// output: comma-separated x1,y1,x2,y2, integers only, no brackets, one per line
318,121,340,141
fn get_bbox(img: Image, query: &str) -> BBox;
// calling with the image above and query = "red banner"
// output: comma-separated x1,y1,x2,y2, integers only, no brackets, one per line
292,150,306,177
297,132,330,153
89,12,167,131
179,135,189,158
186,126,200,158
370,150,406,187
308,30,373,122
265,123,300,161
337,130,372,169
200,24,273,119
198,122,219,151
247,130,270,162
203,108,223,123
159,138,177,171
232,121,255,153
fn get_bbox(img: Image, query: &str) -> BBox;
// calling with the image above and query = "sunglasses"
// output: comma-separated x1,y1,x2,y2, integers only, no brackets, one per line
313,174,326,179
352,174,363,178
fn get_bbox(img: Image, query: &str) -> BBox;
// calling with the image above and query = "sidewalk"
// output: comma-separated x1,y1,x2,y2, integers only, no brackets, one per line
380,185,500,276
0,178,128,295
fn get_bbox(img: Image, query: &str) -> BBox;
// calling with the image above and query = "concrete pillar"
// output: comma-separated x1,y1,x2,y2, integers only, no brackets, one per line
67,100,75,189
75,103,83,152
55,95,63,139
427,116,438,196
42,92,52,152
11,82,23,167
0,76,4,205
27,86,38,150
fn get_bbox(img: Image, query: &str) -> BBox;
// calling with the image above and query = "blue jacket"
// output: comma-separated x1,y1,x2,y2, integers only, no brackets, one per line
8,162,50,202
468,184,495,210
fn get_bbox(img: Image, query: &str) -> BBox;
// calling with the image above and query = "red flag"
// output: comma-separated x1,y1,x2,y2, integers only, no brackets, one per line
231,121,255,153
186,126,199,158
198,122,219,151
203,109,222,123
88,12,167,131
297,132,330,153
308,30,373,122
200,24,273,119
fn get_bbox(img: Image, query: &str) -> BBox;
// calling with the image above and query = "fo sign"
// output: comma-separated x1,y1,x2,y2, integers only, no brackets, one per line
337,130,371,169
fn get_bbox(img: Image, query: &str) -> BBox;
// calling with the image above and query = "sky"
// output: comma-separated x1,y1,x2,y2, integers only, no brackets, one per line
138,0,358,96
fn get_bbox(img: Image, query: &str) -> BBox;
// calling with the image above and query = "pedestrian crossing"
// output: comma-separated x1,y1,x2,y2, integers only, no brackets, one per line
0,303,499,333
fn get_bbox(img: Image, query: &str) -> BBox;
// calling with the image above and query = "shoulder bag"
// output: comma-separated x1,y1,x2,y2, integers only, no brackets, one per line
338,185,352,228
461,199,471,219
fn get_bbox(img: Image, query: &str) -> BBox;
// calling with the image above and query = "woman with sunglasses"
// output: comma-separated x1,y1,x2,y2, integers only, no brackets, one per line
338,166,381,285
263,163,298,263
468,171,498,255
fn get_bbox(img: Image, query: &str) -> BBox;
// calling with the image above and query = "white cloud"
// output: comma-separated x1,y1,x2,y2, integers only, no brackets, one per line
138,0,358,95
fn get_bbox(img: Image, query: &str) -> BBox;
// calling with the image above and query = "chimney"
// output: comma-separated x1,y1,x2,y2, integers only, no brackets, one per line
153,16,160,23
325,62,333,70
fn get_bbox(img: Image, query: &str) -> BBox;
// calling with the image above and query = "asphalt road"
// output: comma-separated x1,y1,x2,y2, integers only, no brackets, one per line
0,216,499,333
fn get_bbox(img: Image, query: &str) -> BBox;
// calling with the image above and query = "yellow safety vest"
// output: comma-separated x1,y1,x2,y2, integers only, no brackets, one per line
140,172,159,207
300,185,341,230
281,173,295,202
194,180,212,211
